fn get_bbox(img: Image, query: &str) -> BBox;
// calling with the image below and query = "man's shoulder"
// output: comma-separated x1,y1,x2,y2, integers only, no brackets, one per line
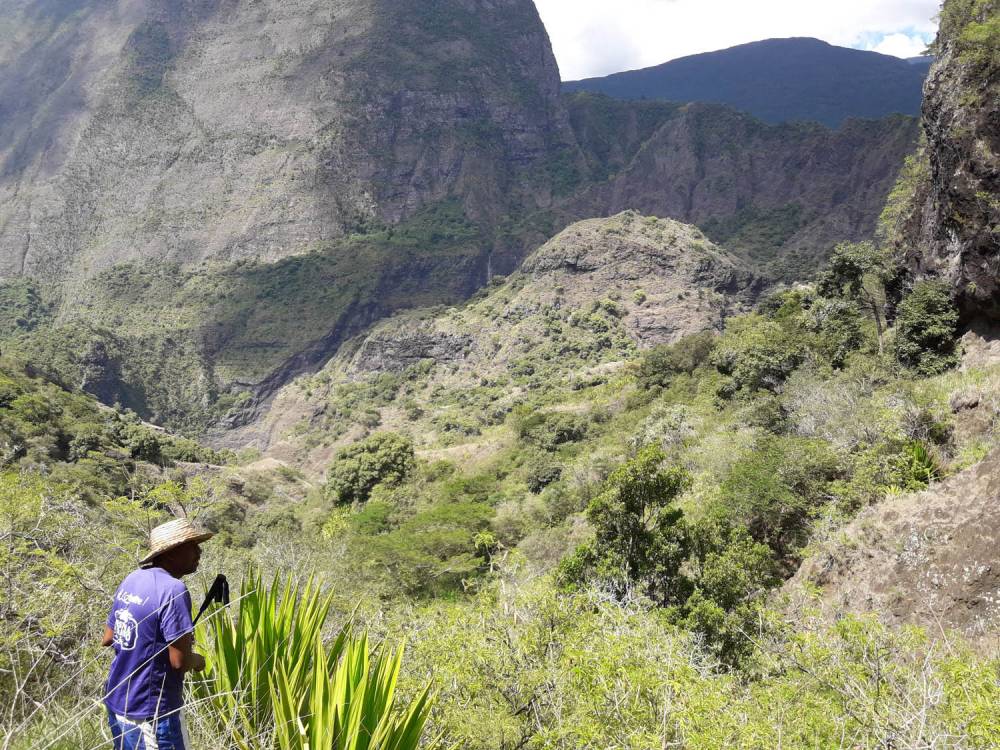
120,567,189,599
150,568,190,596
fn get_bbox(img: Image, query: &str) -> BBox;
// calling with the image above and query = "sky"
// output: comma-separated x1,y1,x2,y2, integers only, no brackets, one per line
533,0,941,81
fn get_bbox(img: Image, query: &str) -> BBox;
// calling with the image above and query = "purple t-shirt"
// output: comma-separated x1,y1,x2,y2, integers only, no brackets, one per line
105,567,194,720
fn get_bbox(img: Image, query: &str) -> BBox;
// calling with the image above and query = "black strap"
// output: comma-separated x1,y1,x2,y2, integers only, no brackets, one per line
193,574,230,625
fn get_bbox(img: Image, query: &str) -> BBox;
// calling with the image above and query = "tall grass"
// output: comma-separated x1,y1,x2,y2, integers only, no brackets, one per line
193,572,439,749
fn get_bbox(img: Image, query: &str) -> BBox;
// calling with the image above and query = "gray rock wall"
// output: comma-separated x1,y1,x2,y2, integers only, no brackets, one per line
897,1,1000,322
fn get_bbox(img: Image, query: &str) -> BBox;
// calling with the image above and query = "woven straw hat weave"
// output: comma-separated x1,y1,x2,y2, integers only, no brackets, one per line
140,518,214,565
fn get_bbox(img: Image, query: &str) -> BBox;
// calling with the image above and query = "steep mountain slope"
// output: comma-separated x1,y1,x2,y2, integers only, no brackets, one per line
0,0,573,282
0,204,490,431
563,38,928,128
565,97,920,279
789,0,1000,638
884,0,1000,323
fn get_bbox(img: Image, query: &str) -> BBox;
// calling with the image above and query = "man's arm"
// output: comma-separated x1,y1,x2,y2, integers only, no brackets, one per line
167,632,207,673
102,626,114,647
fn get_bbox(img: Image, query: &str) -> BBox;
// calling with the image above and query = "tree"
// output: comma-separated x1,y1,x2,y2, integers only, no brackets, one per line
820,241,894,353
559,446,691,605
894,280,960,376
636,330,716,390
325,432,415,505
683,520,779,666
711,314,807,396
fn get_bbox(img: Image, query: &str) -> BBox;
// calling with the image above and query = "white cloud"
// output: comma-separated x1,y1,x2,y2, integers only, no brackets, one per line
869,32,932,58
533,0,940,80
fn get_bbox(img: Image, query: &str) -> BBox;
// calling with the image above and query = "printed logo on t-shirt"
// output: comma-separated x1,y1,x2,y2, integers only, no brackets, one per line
113,608,139,651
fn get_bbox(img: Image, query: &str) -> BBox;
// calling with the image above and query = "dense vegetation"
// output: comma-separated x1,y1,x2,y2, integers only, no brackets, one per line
6,209,997,747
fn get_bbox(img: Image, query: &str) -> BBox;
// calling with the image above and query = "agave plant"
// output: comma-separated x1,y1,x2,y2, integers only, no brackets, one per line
193,571,439,750
271,634,436,750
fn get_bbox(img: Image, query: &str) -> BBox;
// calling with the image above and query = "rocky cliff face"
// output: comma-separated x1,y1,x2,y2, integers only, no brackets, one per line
892,0,1000,322
0,0,572,282
349,0,577,228
0,0,919,288
789,446,1000,641
565,98,920,280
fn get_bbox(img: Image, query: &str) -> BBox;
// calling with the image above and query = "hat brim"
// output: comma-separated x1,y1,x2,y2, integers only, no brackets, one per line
139,531,214,565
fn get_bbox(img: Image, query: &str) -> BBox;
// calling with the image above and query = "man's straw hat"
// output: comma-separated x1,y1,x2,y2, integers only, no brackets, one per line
140,518,214,565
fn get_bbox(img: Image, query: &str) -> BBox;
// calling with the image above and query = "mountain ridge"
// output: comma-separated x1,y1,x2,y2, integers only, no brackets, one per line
563,37,929,128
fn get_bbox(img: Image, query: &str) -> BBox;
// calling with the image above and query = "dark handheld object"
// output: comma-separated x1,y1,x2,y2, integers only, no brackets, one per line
193,574,230,625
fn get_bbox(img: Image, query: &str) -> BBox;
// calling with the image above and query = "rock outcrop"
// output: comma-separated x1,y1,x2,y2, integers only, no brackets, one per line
236,212,757,460
519,212,760,345
789,447,1000,641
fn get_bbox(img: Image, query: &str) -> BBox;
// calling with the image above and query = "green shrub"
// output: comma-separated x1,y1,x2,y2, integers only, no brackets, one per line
904,440,940,486
325,433,415,505
716,436,842,563
829,438,939,512
559,446,692,605
511,407,589,451
636,330,716,390
9,393,60,427
525,458,562,494
67,428,104,461
894,280,959,376
682,522,778,666
358,501,493,596
806,297,866,368
711,314,806,396
121,424,162,463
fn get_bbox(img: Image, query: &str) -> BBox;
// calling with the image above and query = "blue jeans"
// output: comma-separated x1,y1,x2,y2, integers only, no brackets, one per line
108,708,189,750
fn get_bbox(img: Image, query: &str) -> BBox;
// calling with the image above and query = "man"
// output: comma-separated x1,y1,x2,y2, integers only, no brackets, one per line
102,518,213,750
